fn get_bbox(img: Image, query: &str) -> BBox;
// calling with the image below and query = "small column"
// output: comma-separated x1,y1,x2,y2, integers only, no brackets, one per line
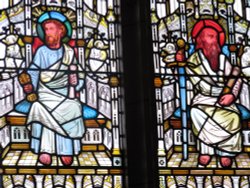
110,77,121,158
166,0,170,15
175,176,187,187
24,0,32,67
231,176,240,188
74,175,83,188
152,8,167,164
244,0,250,44
155,78,166,166
159,176,166,187
226,0,237,65
113,175,122,188
106,8,116,73
151,0,156,10
151,10,160,73
76,0,85,67
179,0,187,41
107,0,114,8
156,1,167,18
195,176,205,188
212,176,223,187
194,0,199,19
97,0,107,15
213,0,218,19
106,4,122,163
9,0,14,33
34,175,44,188
241,0,245,19
170,0,179,13
75,0,86,103
246,0,250,21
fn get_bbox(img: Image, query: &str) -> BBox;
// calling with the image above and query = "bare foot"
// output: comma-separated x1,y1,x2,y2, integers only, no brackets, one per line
60,156,73,166
198,154,211,166
39,153,52,166
220,157,232,168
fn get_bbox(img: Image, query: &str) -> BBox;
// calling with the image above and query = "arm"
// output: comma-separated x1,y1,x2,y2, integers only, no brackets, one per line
27,64,40,91
219,66,242,106
19,62,40,94
18,68,38,102
27,47,43,91
69,57,85,92
18,49,42,102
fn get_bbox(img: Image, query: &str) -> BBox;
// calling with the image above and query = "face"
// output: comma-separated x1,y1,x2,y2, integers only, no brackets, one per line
44,22,63,47
196,28,221,71
202,28,218,45
44,22,62,37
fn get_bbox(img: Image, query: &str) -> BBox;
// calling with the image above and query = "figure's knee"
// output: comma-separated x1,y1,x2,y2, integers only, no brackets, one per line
232,113,240,124
227,113,241,132
30,101,42,109
190,107,199,119
190,107,202,136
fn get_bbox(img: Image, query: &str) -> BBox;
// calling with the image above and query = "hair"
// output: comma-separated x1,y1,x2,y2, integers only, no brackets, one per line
195,27,220,50
195,27,221,71
42,19,67,38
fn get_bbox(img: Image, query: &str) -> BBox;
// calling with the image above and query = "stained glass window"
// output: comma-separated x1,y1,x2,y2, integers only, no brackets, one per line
0,0,125,187
151,0,250,187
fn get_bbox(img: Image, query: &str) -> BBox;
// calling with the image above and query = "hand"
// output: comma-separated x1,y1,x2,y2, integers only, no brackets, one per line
26,93,37,102
69,65,78,86
176,50,185,62
69,74,78,86
218,94,235,106
18,72,31,85
23,83,33,93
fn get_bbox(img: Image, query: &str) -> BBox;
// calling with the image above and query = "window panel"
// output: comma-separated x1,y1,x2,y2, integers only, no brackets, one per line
0,0,125,187
151,0,250,187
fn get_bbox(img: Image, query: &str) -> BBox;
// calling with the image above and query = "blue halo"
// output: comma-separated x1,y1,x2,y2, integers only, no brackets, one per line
37,11,72,43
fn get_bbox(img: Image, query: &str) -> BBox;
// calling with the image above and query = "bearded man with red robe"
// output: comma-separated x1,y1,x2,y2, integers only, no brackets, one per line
186,20,242,167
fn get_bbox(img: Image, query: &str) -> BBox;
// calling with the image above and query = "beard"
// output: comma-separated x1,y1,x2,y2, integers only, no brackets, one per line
202,42,221,72
45,35,60,47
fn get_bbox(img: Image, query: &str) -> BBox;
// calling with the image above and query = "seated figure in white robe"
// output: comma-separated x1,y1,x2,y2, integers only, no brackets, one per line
185,20,242,167
24,15,85,166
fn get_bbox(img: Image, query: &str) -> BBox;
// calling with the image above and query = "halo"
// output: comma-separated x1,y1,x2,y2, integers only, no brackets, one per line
192,19,225,47
37,11,72,43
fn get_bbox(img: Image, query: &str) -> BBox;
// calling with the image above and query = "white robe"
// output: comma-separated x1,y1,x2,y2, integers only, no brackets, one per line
186,50,242,156
27,44,85,155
